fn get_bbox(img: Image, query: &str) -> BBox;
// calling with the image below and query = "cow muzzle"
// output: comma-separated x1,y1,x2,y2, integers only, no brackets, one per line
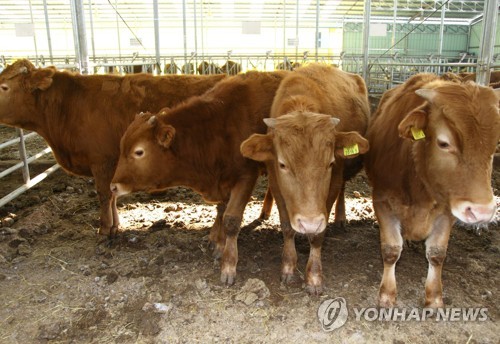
110,182,131,197
293,214,326,234
451,199,497,224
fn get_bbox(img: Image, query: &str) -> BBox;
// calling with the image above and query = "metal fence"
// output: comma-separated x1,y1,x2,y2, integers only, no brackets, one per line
0,52,497,207
0,128,59,208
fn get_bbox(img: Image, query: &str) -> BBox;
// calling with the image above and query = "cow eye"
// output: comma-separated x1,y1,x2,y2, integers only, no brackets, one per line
133,148,144,158
278,161,286,170
437,140,450,150
328,161,335,169
0,84,9,92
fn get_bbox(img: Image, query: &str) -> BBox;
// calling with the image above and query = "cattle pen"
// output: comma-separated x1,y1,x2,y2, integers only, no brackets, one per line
0,1,499,343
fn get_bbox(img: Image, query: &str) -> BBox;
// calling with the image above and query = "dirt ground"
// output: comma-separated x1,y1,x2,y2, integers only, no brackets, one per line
0,126,498,344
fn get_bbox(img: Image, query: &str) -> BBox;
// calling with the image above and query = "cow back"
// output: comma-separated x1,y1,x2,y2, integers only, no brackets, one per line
271,64,369,135
0,60,225,177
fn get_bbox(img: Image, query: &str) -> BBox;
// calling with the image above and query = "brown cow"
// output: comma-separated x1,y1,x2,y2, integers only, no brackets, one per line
111,70,289,284
220,60,242,75
442,70,500,87
0,59,225,236
198,61,222,75
241,64,370,294
364,73,500,308
275,60,301,71
164,62,179,75
182,63,195,74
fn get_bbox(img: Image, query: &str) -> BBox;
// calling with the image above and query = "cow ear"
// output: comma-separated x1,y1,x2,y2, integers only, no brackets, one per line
398,108,428,141
263,118,277,128
240,134,274,161
415,88,437,103
29,67,55,91
155,123,176,148
493,88,500,100
334,132,369,159
158,107,170,116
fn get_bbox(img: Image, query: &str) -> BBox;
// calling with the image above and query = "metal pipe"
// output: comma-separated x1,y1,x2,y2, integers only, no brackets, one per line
364,61,477,68
200,0,205,62
70,0,89,74
392,0,397,54
88,0,96,64
362,0,371,80
476,0,498,85
16,129,30,184
315,0,319,61
182,0,188,71
153,0,161,73
28,0,38,65
438,0,446,56
283,1,286,55
0,147,52,180
115,0,122,61
0,132,37,151
295,0,299,63
193,0,198,69
0,164,60,208
42,0,54,64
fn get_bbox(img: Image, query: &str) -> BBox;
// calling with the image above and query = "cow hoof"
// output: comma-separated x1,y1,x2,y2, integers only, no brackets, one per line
425,298,444,309
220,272,236,286
97,225,119,238
280,273,296,284
97,227,110,236
378,294,396,308
209,242,223,259
333,220,346,229
212,249,222,260
109,225,119,237
305,283,323,296
258,212,269,221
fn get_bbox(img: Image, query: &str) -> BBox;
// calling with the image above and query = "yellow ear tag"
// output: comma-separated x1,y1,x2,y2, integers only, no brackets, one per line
411,127,426,140
343,143,359,156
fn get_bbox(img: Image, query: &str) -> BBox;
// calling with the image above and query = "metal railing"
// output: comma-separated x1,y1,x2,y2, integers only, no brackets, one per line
0,52,497,207
0,128,60,208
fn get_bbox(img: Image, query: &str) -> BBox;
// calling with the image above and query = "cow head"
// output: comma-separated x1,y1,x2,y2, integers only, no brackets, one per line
241,111,369,234
0,59,55,126
398,83,500,224
111,109,177,196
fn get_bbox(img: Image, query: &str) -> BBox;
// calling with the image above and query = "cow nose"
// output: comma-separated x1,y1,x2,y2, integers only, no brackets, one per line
296,214,326,234
452,200,496,224
110,183,118,194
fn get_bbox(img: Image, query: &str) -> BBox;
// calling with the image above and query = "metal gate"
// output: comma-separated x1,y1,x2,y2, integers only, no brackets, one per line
0,128,59,208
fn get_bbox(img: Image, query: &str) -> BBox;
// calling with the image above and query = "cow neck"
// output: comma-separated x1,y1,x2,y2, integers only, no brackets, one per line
410,139,439,205
33,72,73,146
159,102,230,202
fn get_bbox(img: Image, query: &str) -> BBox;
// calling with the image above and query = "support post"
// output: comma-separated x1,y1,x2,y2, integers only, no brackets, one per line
476,0,499,85
42,0,54,64
153,0,161,73
362,0,371,80
70,0,89,74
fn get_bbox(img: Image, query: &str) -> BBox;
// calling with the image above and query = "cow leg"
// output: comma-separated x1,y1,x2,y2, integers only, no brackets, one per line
424,216,452,308
305,231,325,295
91,165,117,237
220,175,258,285
333,183,346,228
209,203,227,259
259,187,274,220
376,203,403,308
111,193,120,230
327,167,344,226
267,171,297,283
281,219,296,283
